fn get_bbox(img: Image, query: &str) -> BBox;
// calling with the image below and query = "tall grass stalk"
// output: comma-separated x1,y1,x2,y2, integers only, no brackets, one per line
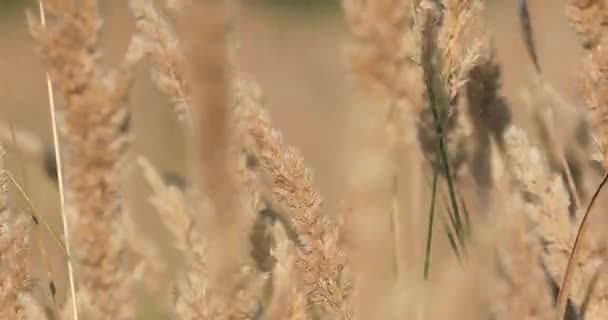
37,3,78,319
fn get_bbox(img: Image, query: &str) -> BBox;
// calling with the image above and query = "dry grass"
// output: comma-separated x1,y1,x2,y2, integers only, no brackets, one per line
0,0,608,319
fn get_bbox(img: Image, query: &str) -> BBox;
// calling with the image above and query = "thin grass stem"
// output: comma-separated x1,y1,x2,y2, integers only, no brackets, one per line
38,2,79,319
424,171,438,279
5,172,66,254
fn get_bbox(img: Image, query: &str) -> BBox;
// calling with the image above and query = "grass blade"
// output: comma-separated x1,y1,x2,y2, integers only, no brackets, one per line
420,13,465,250
442,216,462,263
460,195,471,236
423,172,462,265
424,171,439,279
519,0,541,74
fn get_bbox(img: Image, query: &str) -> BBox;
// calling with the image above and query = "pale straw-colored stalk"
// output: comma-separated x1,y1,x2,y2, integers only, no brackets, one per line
37,2,78,320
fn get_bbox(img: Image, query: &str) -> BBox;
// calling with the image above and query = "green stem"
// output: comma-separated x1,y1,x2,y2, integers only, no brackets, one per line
424,171,439,279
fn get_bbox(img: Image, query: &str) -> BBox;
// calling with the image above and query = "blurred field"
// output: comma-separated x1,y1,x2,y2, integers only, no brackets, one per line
0,0,596,315
0,0,586,203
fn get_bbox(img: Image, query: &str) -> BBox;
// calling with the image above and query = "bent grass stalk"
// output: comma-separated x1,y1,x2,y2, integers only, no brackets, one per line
556,172,608,320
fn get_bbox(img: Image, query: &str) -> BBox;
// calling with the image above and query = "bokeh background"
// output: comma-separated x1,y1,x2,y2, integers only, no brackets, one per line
0,0,584,200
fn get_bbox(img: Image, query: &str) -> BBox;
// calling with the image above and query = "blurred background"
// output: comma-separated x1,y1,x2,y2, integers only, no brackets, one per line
0,0,587,305
0,0,584,201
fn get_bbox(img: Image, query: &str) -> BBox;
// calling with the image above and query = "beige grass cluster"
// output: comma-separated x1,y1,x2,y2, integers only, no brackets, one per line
28,0,143,318
567,0,608,167
1,0,608,319
0,144,35,320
